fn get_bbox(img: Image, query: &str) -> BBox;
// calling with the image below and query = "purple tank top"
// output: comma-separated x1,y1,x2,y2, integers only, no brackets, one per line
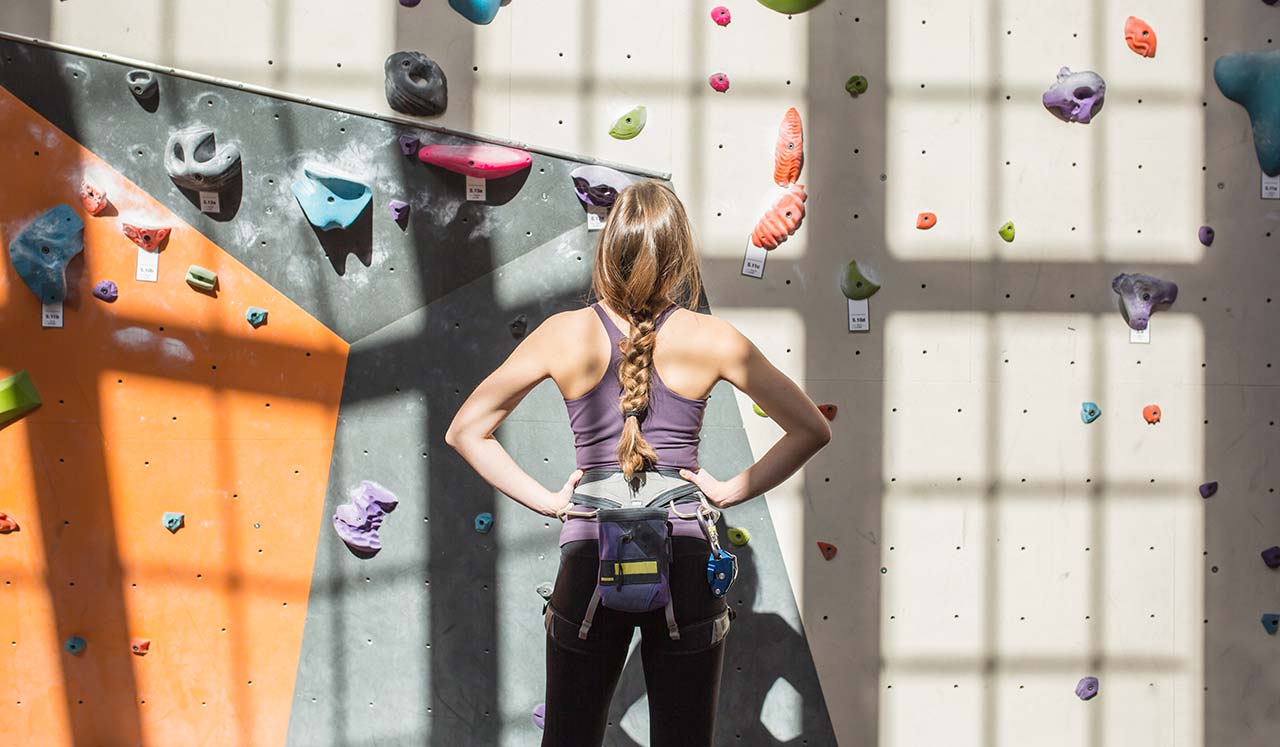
564,303,707,471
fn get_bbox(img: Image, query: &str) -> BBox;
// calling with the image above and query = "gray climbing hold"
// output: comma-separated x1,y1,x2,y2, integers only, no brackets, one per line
126,69,157,100
1043,67,1106,124
536,582,553,600
570,165,633,209
1112,273,1177,331
1075,676,1099,700
8,204,84,304
64,636,86,655
384,51,448,117
164,125,242,192
333,481,399,556
1199,481,1218,499
162,512,184,533
93,280,118,303
245,307,268,328
292,166,373,231
510,314,528,339
398,134,420,156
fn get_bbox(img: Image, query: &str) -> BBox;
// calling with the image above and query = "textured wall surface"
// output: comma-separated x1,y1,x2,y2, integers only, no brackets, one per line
2,0,1280,745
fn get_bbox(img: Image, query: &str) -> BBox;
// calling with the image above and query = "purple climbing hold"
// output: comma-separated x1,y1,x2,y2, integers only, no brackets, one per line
570,165,633,209
398,134,420,156
93,280,118,302
400,0,422,6
1043,67,1106,124
1199,226,1215,246
333,481,399,556
1199,481,1218,499
1263,545,1280,569
532,703,546,730
389,199,410,222
1112,273,1178,331
1075,676,1099,700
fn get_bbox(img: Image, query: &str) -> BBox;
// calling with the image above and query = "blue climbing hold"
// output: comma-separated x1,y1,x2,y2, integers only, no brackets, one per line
449,0,501,24
8,204,84,304
1080,402,1102,424
245,307,268,328
291,166,372,231
162,512,184,533
474,512,493,534
64,636,86,655
1214,49,1280,176
1263,614,1279,635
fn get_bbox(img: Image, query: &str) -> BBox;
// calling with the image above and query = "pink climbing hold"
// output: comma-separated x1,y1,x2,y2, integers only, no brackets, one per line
0,512,18,534
122,223,171,252
80,181,109,216
130,638,151,655
417,144,533,179
709,73,730,93
711,6,731,25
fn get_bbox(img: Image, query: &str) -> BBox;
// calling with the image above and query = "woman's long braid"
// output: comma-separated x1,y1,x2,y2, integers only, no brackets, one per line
616,309,661,481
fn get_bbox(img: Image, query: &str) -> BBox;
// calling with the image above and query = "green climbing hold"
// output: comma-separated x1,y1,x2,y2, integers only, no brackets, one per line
185,265,217,292
752,403,768,418
757,0,825,13
727,527,751,546
608,105,647,140
840,260,881,301
844,75,868,96
999,221,1015,242
0,371,41,427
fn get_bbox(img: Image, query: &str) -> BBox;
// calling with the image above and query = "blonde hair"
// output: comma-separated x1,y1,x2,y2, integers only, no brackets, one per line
590,180,703,481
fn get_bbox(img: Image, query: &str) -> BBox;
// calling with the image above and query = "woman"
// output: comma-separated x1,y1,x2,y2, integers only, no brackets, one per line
444,180,831,746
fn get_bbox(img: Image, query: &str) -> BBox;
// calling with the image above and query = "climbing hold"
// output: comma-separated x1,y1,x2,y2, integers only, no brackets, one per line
819,404,837,421
126,69,158,101
162,512,184,533
1080,402,1101,424
1112,273,1177,331
532,703,546,730
916,212,937,230
999,221,1016,242
1075,676,1099,700
80,182,109,215
750,183,808,249
0,371,41,426
398,134,421,156
509,314,528,339
1124,17,1157,58
122,224,170,252
92,280,118,303
400,0,422,6
1199,226,1215,246
570,165,633,209
844,75,868,97
536,582,553,600
708,73,730,93
1142,404,1162,424
417,144,533,179
756,0,825,13
8,204,84,304
384,51,448,117
1199,482,1219,499
185,265,217,292
774,107,804,187
64,636,86,656
0,512,18,534
388,199,410,222
164,125,242,192
817,541,837,560
245,307,268,328
130,638,151,655
711,6,731,25
608,105,647,140
752,403,768,418
1043,67,1106,124
333,481,399,555
1262,546,1280,569
474,512,494,534
449,0,501,24
1214,50,1280,175
1264,614,1280,635
840,259,881,300
727,527,751,546
292,166,373,231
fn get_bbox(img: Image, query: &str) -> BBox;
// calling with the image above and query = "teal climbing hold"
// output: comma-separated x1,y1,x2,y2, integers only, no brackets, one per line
0,371,41,427
64,636,86,655
8,204,84,304
1263,613,1279,635
475,512,494,534
246,307,268,328
162,512,184,533
1080,402,1101,424
1214,49,1280,176
291,166,373,231
449,0,501,24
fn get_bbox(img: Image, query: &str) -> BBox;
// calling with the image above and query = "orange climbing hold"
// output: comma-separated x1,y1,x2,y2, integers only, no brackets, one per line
818,404,837,421
0,512,17,533
916,212,937,230
750,183,807,249
122,223,171,252
1143,404,1162,424
817,541,838,560
130,638,151,655
773,107,804,187
1124,16,1157,58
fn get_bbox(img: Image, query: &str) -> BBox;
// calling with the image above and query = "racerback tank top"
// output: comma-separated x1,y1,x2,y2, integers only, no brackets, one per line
563,303,708,471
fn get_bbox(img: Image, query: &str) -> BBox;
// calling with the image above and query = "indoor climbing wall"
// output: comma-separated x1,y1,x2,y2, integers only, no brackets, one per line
1,0,1279,746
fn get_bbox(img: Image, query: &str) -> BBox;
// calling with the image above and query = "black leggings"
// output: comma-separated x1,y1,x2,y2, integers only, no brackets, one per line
541,536,732,746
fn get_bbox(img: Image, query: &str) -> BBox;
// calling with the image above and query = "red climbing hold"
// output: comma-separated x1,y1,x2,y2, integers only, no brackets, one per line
819,404,837,421
1142,404,1161,424
122,224,171,252
1124,17,1157,59
80,181,109,215
817,541,837,560
0,512,18,534
916,212,937,230
130,638,151,655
